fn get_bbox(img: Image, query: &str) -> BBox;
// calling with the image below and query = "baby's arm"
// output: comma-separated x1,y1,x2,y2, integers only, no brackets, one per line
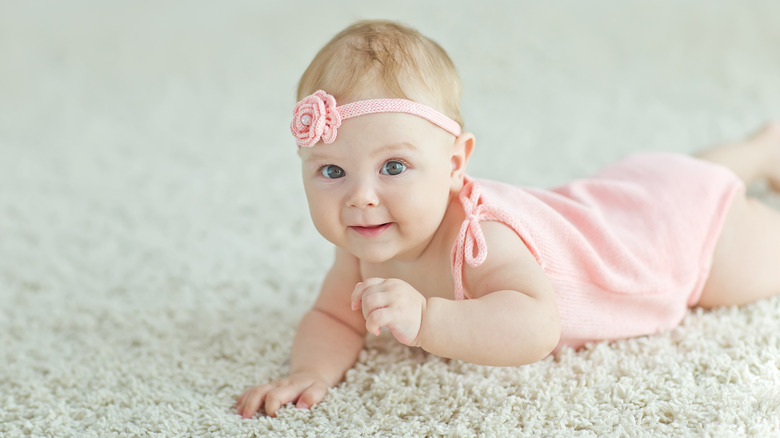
353,221,560,366
425,221,560,365
236,248,366,418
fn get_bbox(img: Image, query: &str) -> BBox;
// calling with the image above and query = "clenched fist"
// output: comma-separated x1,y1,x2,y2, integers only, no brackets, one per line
351,277,427,347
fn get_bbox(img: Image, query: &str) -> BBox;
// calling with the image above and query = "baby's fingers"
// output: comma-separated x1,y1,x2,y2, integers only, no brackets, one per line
236,385,271,419
361,290,391,321
350,277,386,311
350,282,365,311
365,306,394,336
263,383,308,417
296,380,328,410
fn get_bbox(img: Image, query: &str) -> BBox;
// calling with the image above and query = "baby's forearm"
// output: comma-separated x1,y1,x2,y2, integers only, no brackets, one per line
418,290,560,366
289,308,365,386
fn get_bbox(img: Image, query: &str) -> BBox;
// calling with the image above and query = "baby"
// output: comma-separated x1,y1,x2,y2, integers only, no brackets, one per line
236,19,780,418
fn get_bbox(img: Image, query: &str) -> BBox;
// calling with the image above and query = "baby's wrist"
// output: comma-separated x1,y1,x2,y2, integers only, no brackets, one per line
416,297,441,350
413,297,428,348
288,369,332,387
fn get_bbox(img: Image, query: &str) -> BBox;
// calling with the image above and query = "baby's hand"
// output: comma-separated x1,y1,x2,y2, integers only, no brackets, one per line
351,278,426,347
235,371,328,418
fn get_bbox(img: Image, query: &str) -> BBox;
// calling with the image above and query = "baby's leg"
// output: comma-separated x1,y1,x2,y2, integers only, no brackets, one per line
696,122,780,307
697,195,780,307
695,122,780,189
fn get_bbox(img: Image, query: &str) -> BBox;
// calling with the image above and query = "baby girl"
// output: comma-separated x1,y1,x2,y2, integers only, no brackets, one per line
236,19,780,418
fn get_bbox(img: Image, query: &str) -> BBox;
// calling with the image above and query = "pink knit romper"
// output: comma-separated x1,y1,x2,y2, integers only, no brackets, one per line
450,153,744,350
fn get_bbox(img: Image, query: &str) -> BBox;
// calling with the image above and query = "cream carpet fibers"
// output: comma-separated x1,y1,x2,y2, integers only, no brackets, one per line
2,1,780,436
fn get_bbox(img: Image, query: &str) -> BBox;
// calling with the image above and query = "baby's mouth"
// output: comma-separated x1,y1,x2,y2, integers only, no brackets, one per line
350,223,392,237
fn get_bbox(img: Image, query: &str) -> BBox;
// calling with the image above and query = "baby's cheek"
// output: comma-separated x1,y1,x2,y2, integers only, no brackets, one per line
402,197,448,234
308,206,341,241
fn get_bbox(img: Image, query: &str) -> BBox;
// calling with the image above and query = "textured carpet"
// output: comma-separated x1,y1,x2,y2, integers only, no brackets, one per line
2,1,780,436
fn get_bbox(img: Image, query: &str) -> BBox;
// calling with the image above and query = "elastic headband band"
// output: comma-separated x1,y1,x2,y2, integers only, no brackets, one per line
290,90,462,147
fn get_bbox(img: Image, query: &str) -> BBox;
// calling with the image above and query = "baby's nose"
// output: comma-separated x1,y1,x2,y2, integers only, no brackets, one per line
346,180,380,208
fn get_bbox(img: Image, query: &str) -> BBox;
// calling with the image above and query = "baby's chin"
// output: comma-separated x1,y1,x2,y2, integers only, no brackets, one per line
347,250,393,265
341,244,399,265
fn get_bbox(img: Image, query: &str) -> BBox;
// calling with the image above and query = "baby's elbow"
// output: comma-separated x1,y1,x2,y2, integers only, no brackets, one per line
539,313,561,359
499,313,561,367
505,330,559,367
525,300,561,364
541,299,561,356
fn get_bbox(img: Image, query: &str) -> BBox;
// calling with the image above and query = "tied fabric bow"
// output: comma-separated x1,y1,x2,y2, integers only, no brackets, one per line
451,179,512,300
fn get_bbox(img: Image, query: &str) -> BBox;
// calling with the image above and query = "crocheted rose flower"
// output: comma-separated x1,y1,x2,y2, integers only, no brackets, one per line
290,90,342,147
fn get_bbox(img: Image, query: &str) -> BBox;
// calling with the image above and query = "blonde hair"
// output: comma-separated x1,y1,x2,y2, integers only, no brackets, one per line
296,20,463,127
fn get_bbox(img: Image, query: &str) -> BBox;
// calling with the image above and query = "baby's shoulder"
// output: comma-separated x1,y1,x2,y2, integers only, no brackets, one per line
478,220,534,262
461,220,548,298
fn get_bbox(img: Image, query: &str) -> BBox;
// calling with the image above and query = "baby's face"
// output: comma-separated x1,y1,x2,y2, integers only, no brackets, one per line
299,112,457,264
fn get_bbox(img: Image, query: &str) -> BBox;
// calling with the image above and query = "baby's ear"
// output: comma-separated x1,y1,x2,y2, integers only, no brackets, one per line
450,132,475,191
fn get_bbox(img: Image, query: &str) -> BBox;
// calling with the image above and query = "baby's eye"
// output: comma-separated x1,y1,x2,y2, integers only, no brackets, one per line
381,160,407,176
320,165,345,179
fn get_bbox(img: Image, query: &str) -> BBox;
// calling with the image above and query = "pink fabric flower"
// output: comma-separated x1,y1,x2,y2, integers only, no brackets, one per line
290,90,342,147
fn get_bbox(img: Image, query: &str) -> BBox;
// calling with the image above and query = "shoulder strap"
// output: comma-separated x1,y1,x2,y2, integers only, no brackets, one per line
450,178,517,300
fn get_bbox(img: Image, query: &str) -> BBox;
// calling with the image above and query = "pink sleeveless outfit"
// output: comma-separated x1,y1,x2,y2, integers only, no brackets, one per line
450,153,744,351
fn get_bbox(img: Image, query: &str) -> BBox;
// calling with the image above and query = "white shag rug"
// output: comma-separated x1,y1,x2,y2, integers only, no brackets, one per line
2,1,780,436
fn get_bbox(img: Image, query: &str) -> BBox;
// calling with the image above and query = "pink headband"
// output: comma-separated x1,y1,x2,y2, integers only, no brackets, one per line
290,90,462,147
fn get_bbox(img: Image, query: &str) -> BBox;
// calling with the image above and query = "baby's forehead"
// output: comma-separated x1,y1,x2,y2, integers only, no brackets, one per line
299,141,419,162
